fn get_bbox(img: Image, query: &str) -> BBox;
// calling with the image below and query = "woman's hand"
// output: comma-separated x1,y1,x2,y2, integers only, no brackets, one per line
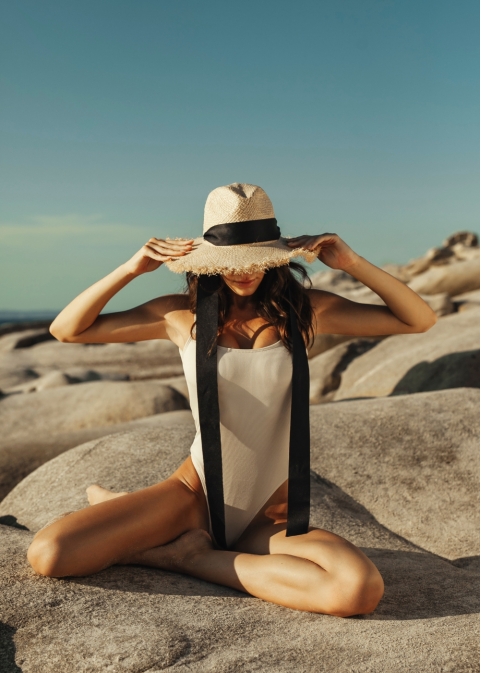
286,233,360,271
124,237,194,276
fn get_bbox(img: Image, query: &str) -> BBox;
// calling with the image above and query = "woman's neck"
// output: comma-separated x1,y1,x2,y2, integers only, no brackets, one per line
227,292,257,315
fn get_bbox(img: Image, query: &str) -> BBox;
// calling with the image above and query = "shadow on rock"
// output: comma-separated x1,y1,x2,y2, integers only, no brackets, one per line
0,622,22,672
69,547,479,622
358,548,479,621
391,350,480,395
69,564,250,601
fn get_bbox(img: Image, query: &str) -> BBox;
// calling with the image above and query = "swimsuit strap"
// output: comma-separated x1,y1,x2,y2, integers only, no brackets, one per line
195,275,310,549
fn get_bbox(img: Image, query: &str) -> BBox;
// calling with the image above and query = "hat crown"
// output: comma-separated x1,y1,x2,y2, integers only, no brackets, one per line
203,183,275,233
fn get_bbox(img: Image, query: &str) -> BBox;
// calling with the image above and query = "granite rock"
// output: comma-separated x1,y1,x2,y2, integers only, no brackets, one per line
0,337,183,389
335,308,479,400
309,339,379,404
310,388,479,560
0,410,194,502
0,415,478,671
0,380,190,443
408,257,480,297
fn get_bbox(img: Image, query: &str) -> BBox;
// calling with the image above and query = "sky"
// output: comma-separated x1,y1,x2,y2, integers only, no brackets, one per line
0,0,479,313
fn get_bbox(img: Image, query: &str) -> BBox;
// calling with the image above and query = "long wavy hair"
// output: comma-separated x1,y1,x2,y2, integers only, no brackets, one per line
185,261,315,353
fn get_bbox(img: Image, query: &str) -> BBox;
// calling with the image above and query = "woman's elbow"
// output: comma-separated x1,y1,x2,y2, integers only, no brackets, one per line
415,311,438,333
49,321,64,341
49,323,76,343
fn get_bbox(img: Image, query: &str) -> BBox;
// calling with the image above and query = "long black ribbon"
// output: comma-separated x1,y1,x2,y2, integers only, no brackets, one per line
196,275,228,550
286,286,311,537
195,217,310,548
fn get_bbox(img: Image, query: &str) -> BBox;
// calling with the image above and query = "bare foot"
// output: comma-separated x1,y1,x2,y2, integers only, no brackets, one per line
121,529,213,572
86,484,128,506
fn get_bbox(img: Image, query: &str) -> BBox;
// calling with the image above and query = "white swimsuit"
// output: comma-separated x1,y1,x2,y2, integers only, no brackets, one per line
179,335,293,548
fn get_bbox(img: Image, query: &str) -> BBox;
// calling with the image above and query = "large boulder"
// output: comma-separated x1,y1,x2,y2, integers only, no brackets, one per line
453,289,480,313
0,337,183,390
335,308,479,400
307,333,358,359
0,380,190,443
0,422,478,671
0,410,194,503
309,338,379,404
0,328,55,353
310,388,479,560
2,388,477,561
3,368,129,394
408,257,480,297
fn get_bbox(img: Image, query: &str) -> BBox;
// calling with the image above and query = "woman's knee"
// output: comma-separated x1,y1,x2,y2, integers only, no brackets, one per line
27,530,71,577
326,563,385,617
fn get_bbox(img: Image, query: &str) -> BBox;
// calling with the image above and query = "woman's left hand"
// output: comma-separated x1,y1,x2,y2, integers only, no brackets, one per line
286,233,360,271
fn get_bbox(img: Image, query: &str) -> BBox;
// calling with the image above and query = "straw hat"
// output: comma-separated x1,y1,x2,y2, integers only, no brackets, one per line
164,183,319,275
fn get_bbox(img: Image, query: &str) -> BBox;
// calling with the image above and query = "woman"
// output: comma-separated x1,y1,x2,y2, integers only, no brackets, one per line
27,183,437,616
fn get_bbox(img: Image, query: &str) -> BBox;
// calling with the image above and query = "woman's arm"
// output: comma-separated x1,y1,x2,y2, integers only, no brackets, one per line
287,234,437,336
49,237,193,344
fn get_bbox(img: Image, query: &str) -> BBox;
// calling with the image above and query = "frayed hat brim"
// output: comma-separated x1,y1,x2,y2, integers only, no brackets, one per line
164,237,319,275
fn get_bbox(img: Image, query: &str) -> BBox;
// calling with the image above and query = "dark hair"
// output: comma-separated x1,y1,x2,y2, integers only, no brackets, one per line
185,262,315,353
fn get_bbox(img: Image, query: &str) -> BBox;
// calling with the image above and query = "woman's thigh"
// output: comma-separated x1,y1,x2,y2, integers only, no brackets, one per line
234,520,381,581
28,457,209,577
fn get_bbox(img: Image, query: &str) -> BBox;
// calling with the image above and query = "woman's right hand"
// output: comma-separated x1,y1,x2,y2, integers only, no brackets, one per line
124,237,194,276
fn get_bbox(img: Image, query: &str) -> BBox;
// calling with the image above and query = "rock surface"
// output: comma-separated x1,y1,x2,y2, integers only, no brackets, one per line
310,388,479,560
0,337,183,391
309,338,379,403
0,410,194,502
0,418,478,672
454,289,481,313
335,308,479,400
2,388,477,560
0,380,190,442
408,257,480,297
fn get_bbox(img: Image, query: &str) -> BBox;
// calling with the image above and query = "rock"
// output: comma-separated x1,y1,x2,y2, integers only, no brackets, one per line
0,420,478,671
156,375,189,399
2,389,477,560
453,289,480,313
0,380,190,443
0,526,478,673
408,257,480,296
307,333,356,359
402,231,479,280
0,410,194,502
0,367,39,391
335,308,479,400
309,339,379,404
6,370,71,393
310,268,361,293
444,231,478,248
0,329,54,354
0,319,52,338
0,338,182,382
310,388,479,560
4,368,129,394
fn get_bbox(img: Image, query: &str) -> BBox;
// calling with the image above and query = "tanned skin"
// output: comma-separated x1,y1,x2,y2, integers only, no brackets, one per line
27,233,436,616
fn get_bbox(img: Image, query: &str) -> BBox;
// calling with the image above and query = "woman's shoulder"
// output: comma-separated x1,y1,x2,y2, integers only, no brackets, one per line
148,292,191,316
305,287,343,311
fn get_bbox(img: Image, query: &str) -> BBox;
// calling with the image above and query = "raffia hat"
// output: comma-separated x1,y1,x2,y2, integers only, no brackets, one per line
164,182,319,275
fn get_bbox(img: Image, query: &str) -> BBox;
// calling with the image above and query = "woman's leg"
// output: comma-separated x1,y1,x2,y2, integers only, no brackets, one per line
121,522,384,617
27,458,210,578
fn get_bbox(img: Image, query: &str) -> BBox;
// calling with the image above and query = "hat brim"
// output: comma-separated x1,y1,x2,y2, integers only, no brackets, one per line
164,237,319,275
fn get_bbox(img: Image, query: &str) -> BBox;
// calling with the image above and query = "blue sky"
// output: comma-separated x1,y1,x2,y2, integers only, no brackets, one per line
0,0,478,312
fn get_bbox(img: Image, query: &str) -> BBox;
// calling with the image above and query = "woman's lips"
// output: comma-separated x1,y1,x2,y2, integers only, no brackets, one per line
233,279,255,286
